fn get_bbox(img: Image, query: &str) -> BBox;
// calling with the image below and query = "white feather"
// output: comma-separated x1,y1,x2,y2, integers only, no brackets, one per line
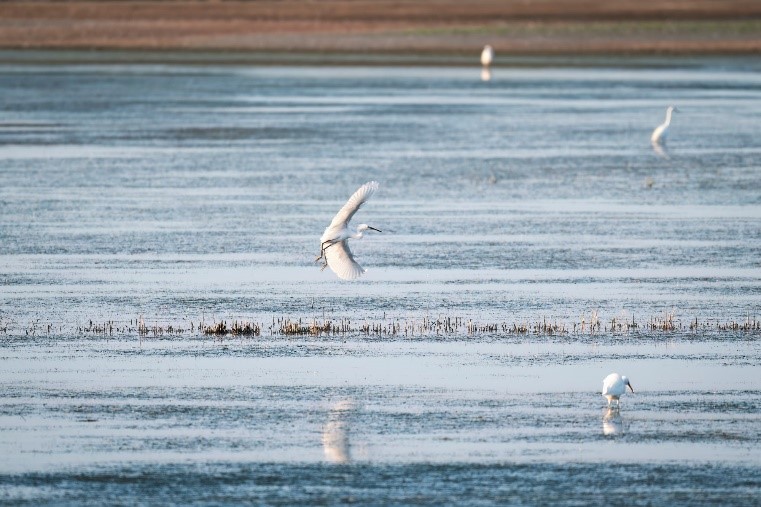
324,239,365,280
602,372,634,407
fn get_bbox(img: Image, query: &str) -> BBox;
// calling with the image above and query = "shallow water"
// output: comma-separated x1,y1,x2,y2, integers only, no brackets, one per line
0,59,760,504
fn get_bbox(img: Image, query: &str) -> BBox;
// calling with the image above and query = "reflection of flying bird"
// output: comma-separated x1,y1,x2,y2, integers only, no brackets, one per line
651,106,678,144
602,407,624,436
322,400,355,463
481,45,494,67
602,372,634,407
316,181,381,280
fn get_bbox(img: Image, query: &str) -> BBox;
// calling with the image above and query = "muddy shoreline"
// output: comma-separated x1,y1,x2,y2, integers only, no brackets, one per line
2,49,761,69
1,1,759,58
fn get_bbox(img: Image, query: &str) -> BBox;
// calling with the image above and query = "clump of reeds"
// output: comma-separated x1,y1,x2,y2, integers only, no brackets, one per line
504,319,566,335
134,316,184,336
609,314,638,333
576,310,601,334
79,320,119,334
649,310,677,331
72,317,184,336
716,316,760,331
274,318,355,336
467,320,499,334
201,320,261,336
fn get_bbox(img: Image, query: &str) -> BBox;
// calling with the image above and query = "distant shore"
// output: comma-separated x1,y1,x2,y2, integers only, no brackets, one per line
0,0,759,60
3,49,761,70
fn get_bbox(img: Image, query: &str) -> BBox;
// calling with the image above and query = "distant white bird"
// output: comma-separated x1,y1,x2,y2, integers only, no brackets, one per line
481,45,494,67
602,373,634,407
316,181,381,280
651,106,678,144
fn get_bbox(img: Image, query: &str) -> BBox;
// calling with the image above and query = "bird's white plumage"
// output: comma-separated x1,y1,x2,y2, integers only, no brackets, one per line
602,372,633,407
481,45,494,67
324,181,378,233
318,181,380,280
651,106,676,144
324,239,365,280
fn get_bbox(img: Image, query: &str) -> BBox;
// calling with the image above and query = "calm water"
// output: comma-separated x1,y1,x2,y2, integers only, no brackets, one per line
1,58,760,504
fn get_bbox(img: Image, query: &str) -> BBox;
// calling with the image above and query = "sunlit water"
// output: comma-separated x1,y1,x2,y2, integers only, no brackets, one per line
0,57,760,504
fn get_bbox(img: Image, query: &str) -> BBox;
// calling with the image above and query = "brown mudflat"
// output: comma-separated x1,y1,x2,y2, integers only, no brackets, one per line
0,0,760,57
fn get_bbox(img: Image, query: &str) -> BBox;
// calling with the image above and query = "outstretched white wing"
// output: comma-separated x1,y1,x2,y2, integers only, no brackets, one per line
327,181,379,230
325,239,365,280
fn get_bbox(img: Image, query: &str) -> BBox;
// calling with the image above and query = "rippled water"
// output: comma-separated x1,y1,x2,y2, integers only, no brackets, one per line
1,57,760,504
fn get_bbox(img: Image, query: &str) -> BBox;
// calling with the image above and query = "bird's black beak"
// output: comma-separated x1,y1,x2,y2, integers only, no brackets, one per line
627,383,634,393
368,226,382,233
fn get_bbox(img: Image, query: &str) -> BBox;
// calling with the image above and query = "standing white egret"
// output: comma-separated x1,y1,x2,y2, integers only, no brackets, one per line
316,181,381,280
651,106,678,144
602,373,634,407
481,45,494,67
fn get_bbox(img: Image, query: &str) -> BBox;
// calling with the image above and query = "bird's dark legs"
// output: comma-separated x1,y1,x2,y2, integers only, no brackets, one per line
316,239,339,263
315,240,332,262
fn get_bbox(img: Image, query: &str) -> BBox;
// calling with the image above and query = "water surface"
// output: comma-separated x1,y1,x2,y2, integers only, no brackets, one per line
0,59,760,505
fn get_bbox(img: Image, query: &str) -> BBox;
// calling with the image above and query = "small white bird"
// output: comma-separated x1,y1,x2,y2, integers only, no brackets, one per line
602,373,634,407
316,181,381,280
481,45,494,67
651,106,678,144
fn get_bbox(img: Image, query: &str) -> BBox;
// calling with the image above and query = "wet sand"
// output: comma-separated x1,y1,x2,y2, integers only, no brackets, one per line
1,0,760,58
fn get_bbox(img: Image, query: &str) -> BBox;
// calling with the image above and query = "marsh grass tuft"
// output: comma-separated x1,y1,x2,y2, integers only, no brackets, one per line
202,320,261,336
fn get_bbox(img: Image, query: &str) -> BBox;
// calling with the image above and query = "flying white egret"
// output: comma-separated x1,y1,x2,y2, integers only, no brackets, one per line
481,45,494,67
602,373,634,407
651,106,678,144
316,181,381,280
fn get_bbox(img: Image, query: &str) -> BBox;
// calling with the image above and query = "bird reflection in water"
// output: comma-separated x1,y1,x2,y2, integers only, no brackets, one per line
480,68,492,82
602,407,624,436
651,140,671,159
322,400,356,463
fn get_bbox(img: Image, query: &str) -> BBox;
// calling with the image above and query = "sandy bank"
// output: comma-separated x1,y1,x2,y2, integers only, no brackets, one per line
0,0,759,59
